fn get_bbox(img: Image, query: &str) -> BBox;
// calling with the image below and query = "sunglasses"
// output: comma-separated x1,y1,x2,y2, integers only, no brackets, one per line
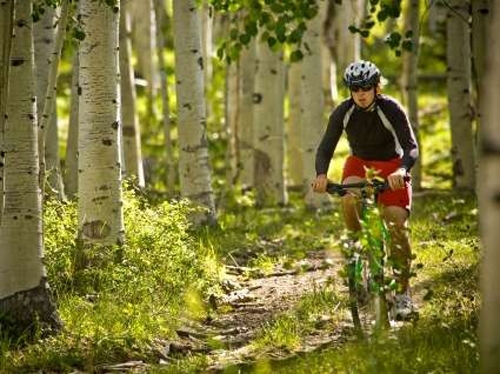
350,85,373,93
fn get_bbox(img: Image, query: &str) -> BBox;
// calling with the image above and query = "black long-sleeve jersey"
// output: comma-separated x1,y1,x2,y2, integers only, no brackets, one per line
315,94,419,176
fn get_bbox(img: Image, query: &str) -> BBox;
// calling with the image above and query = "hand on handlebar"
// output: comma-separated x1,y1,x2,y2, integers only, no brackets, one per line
387,168,408,190
312,174,328,193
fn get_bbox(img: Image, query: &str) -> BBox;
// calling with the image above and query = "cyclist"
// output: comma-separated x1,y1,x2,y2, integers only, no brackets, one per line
311,60,419,320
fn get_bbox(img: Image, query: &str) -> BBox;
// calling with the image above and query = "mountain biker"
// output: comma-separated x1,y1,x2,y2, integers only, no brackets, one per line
311,60,419,320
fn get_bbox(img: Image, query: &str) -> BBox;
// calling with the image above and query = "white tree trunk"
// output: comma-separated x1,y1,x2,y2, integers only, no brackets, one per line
120,0,145,188
402,0,422,190
471,0,490,157
35,2,69,200
201,3,214,94
237,40,256,191
335,0,362,69
225,59,239,188
322,0,339,105
78,0,124,246
173,0,216,224
479,2,500,371
301,0,331,209
446,0,476,190
0,0,14,219
153,0,176,192
0,0,60,331
130,0,157,118
253,40,287,207
287,61,303,189
64,52,79,199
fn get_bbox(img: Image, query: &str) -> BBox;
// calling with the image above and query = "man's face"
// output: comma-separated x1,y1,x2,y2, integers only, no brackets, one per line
350,85,376,108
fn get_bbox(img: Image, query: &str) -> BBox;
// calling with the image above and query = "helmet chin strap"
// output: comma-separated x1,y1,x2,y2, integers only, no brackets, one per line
352,89,378,112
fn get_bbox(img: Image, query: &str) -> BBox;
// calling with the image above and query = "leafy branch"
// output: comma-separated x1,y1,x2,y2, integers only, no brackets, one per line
207,0,319,63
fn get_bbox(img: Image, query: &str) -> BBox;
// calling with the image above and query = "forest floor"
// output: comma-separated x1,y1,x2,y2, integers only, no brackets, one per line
159,248,414,373
167,249,348,371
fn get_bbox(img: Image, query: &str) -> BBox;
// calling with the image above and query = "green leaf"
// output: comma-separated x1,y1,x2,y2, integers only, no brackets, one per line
267,36,277,48
229,28,239,40
73,28,86,41
290,49,304,62
377,9,388,22
245,21,258,37
239,33,251,45
402,40,413,52
288,28,303,44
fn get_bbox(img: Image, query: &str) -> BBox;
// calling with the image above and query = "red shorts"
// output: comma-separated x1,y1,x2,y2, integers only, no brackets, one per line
342,155,412,211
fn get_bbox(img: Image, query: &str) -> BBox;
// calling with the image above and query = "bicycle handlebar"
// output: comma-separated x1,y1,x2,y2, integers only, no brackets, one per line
326,179,390,196
326,176,410,196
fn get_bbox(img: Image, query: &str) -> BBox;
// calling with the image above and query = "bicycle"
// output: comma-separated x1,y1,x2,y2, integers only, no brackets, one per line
326,178,395,337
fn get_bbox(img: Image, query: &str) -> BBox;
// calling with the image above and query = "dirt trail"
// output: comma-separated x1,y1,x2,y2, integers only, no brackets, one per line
167,250,352,371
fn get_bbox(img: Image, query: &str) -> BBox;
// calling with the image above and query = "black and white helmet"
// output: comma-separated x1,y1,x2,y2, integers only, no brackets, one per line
343,60,380,88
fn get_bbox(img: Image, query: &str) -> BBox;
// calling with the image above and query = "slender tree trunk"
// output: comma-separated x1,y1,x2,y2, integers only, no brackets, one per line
153,0,176,192
35,1,69,200
237,39,256,191
172,0,216,224
323,0,340,105
446,0,476,190
201,3,214,97
120,0,145,188
64,52,79,199
301,0,331,209
479,2,500,372
0,0,14,220
287,61,303,189
402,0,422,190
225,56,239,189
0,0,61,333
471,0,490,156
130,0,157,119
253,40,287,207
335,0,361,69
78,0,124,248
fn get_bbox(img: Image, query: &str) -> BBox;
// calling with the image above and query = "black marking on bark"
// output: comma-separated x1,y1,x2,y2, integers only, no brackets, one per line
111,121,119,130
112,99,117,104
183,103,192,110
102,139,112,146
253,93,262,104
197,56,204,70
25,214,33,219
481,138,500,155
28,113,35,121
82,220,111,239
270,68,277,75
78,85,82,95
493,192,500,204
16,19,27,28
31,96,36,103
113,6,119,13
11,57,25,66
